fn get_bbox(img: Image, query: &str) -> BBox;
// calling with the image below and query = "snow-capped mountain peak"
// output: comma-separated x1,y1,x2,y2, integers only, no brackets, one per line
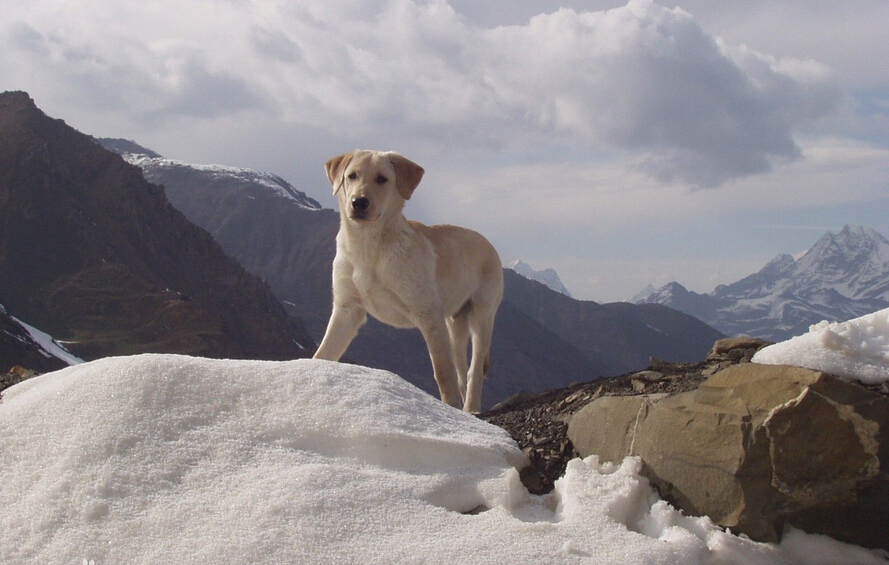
509,260,572,297
793,224,889,300
626,284,657,304
123,153,322,210
636,225,889,340
98,138,322,211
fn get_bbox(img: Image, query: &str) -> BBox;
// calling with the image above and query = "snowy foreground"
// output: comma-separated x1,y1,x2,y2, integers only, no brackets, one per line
1,356,886,564
754,307,889,384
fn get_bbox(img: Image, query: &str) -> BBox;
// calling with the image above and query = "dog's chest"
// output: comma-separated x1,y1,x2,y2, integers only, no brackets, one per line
351,265,415,328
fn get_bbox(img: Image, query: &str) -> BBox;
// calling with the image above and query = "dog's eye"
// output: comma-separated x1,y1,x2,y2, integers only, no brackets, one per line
375,175,388,184
347,172,357,180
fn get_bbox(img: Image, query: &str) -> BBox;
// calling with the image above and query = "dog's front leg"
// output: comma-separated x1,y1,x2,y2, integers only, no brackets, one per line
313,303,367,361
416,317,463,409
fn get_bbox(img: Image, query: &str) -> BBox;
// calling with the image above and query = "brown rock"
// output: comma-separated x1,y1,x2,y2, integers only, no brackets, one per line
707,336,772,359
633,370,665,382
0,365,40,393
567,363,889,549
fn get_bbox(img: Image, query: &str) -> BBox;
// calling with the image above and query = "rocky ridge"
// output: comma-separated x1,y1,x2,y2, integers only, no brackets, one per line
1,304,71,376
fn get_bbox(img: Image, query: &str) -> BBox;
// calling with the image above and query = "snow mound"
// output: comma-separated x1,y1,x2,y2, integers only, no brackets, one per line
1,356,884,564
753,307,889,384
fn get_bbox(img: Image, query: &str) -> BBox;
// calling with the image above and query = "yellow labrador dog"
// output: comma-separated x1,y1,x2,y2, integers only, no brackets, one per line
313,150,503,412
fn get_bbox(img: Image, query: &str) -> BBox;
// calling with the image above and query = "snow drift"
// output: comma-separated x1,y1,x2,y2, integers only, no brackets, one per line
1,356,884,564
753,307,889,384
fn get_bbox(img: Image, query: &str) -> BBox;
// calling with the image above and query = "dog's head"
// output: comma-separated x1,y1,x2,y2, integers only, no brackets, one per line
325,150,424,225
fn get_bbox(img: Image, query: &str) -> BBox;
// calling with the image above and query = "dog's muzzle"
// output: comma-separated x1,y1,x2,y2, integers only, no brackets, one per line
351,197,370,220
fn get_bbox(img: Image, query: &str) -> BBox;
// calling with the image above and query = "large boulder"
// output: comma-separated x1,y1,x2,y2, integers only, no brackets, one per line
567,363,889,549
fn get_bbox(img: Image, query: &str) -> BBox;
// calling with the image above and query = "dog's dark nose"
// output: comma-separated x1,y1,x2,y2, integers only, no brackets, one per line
351,197,370,214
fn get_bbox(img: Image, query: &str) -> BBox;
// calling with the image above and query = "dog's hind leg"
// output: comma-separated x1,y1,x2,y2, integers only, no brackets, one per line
447,314,470,402
417,317,463,409
463,310,495,413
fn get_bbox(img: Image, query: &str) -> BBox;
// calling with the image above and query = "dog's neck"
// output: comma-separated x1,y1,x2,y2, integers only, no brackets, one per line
338,210,415,258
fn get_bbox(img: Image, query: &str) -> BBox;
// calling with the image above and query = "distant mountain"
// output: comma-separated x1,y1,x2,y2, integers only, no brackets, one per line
98,138,163,159
635,225,889,340
111,140,725,407
0,91,312,361
503,270,724,372
508,260,572,297
100,140,323,211
626,284,657,304
99,138,339,337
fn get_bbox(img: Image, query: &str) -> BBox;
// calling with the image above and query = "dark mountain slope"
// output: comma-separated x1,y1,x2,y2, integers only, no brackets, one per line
502,270,724,371
0,92,311,360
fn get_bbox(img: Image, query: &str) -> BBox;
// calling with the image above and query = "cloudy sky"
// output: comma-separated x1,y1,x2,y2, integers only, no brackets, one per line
3,0,888,302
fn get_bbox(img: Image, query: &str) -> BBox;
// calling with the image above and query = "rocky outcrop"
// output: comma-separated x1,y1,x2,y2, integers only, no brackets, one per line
0,366,40,394
483,338,889,550
567,363,889,549
482,355,733,494
706,336,773,361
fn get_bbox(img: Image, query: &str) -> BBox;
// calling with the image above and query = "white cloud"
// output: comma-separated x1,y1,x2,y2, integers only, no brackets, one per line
674,0,889,92
418,134,889,245
2,0,886,303
411,133,889,302
1,0,841,187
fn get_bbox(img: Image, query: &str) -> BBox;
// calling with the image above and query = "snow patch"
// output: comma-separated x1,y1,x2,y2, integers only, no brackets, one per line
1,356,884,564
122,153,321,210
753,307,889,384
4,308,83,366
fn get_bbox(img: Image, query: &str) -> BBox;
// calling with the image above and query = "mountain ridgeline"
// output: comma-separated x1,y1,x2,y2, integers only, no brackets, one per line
0,92,312,362
636,225,889,341
101,137,723,408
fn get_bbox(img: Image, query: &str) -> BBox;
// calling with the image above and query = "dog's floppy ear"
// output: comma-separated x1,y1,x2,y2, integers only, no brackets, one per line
325,151,356,194
388,152,424,201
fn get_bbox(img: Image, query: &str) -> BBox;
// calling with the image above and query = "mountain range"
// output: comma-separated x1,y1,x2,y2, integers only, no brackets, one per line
99,137,722,408
0,91,724,409
0,91,312,362
635,225,889,341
